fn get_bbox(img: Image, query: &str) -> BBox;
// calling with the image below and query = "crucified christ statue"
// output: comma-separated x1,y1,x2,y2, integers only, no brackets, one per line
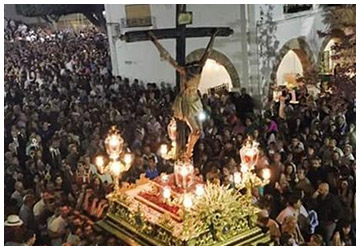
148,29,219,162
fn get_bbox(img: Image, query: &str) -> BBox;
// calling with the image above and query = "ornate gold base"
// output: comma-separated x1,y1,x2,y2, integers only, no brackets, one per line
94,214,273,246
94,176,273,246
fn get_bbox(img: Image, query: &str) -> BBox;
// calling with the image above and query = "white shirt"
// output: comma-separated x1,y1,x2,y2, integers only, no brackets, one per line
276,205,308,225
48,215,68,246
33,199,46,218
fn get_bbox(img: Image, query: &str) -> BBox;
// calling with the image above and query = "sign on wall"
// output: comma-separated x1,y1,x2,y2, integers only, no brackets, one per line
125,4,152,27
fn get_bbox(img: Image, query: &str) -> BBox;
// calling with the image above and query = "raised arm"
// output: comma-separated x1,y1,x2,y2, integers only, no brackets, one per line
199,29,219,66
148,32,185,75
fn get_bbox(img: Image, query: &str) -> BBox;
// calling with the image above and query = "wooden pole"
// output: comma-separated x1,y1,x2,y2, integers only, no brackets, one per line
175,4,187,160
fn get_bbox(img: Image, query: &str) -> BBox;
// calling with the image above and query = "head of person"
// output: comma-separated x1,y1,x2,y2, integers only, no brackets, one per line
317,182,330,198
285,164,295,176
311,157,321,169
308,234,323,246
257,209,270,225
60,205,71,218
23,194,35,208
332,151,341,162
297,168,306,181
148,156,156,169
241,88,247,95
329,139,337,149
14,181,24,193
341,221,352,236
280,232,295,246
273,153,281,163
55,175,63,186
288,194,302,209
68,144,77,154
143,145,151,155
24,230,36,246
344,144,353,156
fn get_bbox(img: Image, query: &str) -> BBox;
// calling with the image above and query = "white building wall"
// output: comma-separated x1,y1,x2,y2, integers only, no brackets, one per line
106,4,334,99
255,4,329,98
106,4,247,88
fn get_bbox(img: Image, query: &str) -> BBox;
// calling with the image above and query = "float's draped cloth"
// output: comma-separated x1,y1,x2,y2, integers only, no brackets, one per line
172,76,203,120
172,89,203,121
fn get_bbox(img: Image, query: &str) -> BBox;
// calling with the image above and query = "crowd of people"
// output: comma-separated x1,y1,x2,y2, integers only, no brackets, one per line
4,19,356,246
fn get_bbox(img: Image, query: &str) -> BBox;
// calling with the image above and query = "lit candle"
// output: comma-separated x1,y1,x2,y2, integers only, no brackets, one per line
163,186,171,200
160,144,168,156
195,184,204,197
161,173,169,183
180,165,189,189
180,166,189,177
233,172,241,185
262,168,271,180
95,156,104,168
241,164,248,174
111,161,121,176
109,135,119,147
183,194,192,209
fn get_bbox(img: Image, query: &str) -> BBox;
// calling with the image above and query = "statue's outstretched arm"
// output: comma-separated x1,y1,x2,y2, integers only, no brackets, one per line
199,29,219,67
148,32,185,75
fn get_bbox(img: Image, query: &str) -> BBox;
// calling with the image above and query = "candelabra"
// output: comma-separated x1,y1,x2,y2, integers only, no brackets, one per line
94,126,133,193
233,138,270,198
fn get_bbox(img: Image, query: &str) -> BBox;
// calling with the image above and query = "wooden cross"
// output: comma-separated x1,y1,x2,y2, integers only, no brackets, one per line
120,4,233,159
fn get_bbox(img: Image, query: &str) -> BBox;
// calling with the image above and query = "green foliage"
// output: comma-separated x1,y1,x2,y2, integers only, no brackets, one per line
185,182,254,242
317,5,356,114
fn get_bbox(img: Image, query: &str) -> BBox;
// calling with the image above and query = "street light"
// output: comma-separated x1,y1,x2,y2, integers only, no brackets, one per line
95,126,133,192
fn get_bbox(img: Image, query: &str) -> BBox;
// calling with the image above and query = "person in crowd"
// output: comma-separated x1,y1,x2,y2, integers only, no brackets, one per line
311,183,344,245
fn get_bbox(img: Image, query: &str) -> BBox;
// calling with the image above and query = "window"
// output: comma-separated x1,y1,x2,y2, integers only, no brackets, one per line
125,4,152,27
283,5,312,14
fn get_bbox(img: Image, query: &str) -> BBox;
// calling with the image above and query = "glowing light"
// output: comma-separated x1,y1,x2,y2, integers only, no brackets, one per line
124,153,133,165
233,172,242,184
160,144,168,156
163,186,171,199
198,111,206,122
183,194,193,209
95,156,104,168
161,173,169,183
195,184,204,197
180,166,189,177
262,168,271,180
110,161,122,176
241,164,248,174
109,135,119,148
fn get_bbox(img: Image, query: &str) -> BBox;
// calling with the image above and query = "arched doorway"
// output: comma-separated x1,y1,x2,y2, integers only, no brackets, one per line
270,37,315,89
320,38,341,74
318,29,345,75
186,49,240,94
197,59,232,94
276,50,304,86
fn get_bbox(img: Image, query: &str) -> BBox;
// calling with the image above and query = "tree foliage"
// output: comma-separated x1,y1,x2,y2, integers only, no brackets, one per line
317,5,356,114
15,4,106,32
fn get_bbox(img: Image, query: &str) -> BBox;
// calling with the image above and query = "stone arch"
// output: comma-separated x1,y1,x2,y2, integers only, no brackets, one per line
186,49,240,90
270,37,315,86
318,29,345,65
